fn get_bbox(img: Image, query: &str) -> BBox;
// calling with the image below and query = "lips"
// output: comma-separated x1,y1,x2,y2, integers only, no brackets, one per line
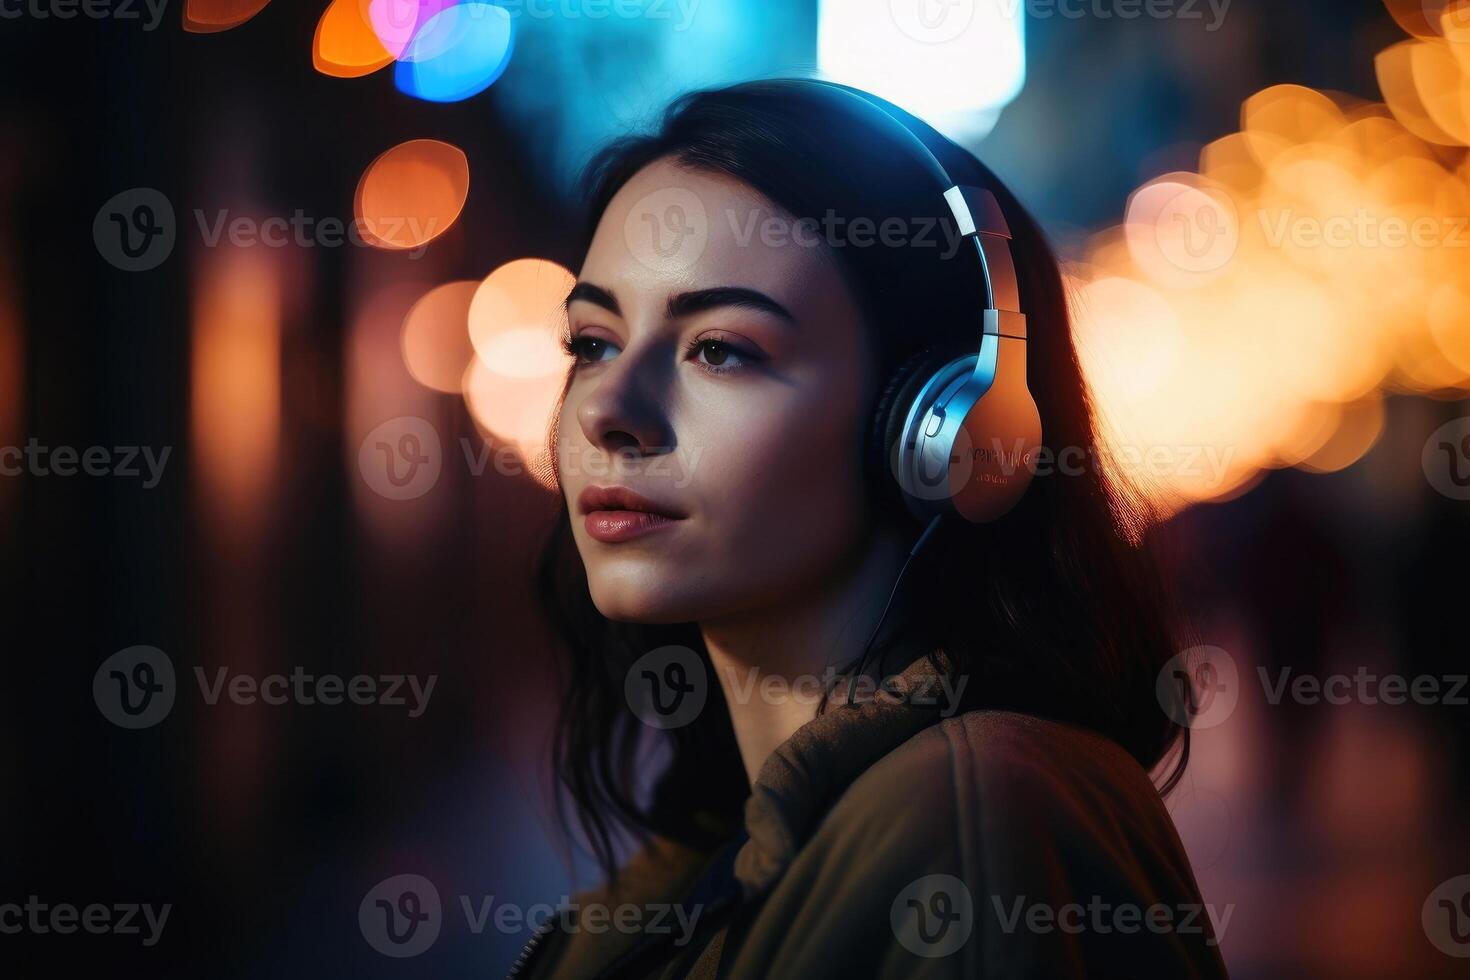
576,485,686,519
577,485,687,544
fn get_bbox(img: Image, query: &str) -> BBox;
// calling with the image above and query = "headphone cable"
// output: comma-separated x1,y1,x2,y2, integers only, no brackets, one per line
846,513,947,706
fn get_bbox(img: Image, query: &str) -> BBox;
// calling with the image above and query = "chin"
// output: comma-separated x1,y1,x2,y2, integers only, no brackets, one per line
586,573,698,626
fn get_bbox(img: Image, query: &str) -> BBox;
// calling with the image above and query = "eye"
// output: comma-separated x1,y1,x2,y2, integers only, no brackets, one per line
684,336,759,375
561,332,620,366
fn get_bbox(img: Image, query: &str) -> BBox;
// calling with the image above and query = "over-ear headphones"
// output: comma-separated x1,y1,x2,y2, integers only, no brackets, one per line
799,80,1046,693
806,79,1044,526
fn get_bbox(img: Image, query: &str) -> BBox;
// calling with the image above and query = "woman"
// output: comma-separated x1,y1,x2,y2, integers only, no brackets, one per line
521,77,1228,979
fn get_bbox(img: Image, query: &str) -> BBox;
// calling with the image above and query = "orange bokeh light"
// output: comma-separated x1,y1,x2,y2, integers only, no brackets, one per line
461,357,562,491
400,280,479,394
467,258,575,368
183,0,271,33
458,258,576,483
353,139,469,251
1064,3,1470,517
191,246,281,532
313,0,394,79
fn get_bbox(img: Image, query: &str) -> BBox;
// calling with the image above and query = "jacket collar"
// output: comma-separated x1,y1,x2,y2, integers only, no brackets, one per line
731,643,951,899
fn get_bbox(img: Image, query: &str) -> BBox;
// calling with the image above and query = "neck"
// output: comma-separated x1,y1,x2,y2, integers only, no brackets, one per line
700,523,918,786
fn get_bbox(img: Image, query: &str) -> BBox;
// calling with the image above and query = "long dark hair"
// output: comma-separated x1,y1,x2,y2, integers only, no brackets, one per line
534,77,1194,883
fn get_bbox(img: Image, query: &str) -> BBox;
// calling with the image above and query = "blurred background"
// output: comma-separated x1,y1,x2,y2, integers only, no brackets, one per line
2,0,1469,976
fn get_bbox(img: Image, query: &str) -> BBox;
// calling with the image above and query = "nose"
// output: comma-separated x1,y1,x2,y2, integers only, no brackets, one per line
575,341,675,457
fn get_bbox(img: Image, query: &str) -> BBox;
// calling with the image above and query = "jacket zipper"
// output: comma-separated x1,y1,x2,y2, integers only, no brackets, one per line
506,912,560,980
586,892,737,980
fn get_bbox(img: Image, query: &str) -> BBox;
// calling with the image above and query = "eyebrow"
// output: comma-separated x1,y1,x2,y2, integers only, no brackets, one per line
564,282,795,325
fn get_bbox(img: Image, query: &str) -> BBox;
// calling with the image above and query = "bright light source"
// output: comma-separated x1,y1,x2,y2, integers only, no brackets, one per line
818,0,1025,139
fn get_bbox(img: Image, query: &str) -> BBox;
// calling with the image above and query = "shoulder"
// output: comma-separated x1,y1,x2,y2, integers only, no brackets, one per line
763,711,1226,977
835,708,1169,839
813,709,1207,905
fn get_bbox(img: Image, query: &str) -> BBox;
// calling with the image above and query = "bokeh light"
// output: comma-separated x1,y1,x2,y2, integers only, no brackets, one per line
459,259,575,481
394,2,515,103
1382,0,1470,40
817,0,1025,140
461,357,562,490
183,0,271,33
191,246,281,532
313,0,394,79
1068,13,1470,517
466,258,575,369
369,0,457,59
353,138,470,251
400,280,479,394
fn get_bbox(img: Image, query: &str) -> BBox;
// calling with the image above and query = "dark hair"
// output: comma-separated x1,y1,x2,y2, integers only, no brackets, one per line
534,77,1193,883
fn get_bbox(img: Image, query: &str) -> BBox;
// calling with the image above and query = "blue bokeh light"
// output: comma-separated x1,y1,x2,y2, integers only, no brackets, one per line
395,3,516,104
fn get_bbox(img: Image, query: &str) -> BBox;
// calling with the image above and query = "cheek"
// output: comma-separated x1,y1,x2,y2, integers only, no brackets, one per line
686,375,870,545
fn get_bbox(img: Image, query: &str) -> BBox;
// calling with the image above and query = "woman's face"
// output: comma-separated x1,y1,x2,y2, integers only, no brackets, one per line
557,156,881,624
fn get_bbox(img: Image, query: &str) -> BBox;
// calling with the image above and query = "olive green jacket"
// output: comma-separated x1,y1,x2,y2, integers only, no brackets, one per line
512,653,1230,979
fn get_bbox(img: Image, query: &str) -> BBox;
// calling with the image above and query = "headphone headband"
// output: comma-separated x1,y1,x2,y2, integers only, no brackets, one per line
805,82,1024,332
804,78,1043,526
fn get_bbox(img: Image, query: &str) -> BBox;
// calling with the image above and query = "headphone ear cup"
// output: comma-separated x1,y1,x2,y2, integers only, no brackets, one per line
948,335,1043,523
867,346,952,520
